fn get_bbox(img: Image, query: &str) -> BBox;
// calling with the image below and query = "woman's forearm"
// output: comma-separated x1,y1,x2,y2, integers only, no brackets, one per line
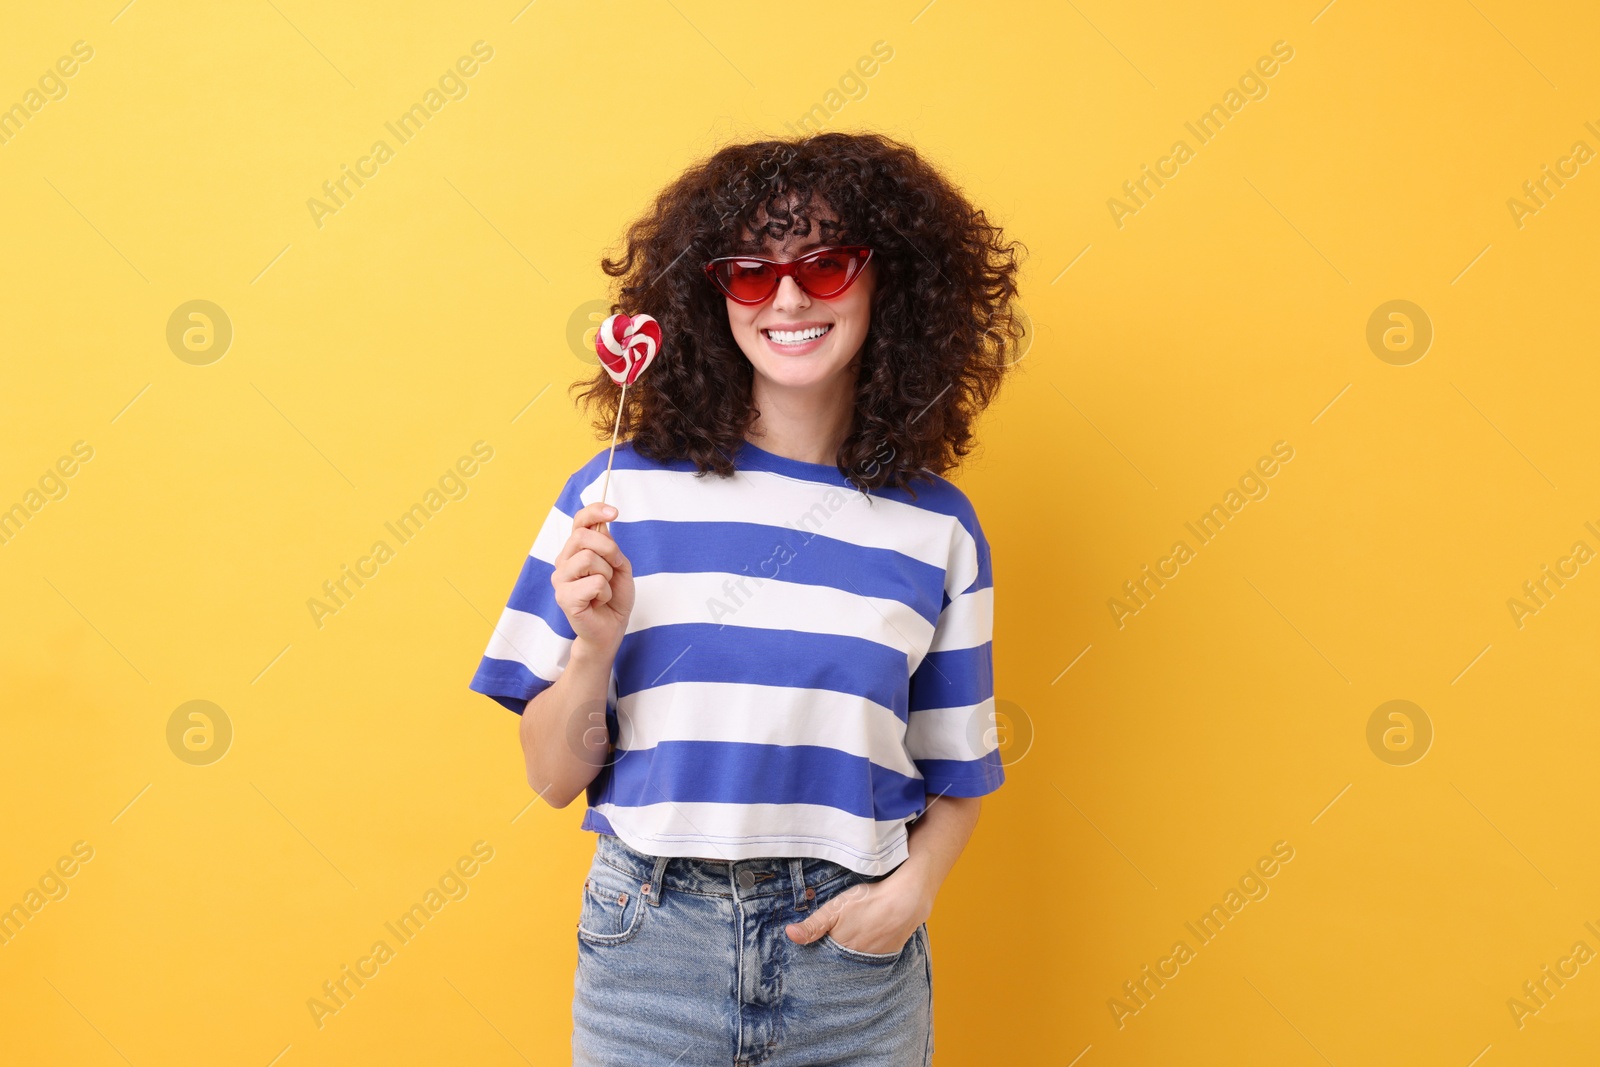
519,636,616,808
892,794,982,918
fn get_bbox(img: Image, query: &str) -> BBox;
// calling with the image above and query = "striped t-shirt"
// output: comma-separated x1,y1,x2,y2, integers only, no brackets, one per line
468,438,1003,875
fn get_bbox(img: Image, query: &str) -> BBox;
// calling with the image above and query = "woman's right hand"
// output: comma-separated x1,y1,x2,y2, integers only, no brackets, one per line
550,502,635,656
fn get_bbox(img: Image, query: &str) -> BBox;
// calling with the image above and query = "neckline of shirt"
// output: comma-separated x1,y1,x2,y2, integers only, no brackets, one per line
734,438,853,488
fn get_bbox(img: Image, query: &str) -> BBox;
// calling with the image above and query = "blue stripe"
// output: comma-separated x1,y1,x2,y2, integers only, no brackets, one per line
504,553,576,639
580,807,617,835
908,643,992,712
468,657,551,714
914,752,1006,796
615,623,911,716
592,740,928,821
617,519,945,625
859,468,991,594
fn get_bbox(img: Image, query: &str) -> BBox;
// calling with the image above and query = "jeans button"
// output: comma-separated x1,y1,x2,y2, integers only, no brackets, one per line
737,869,755,889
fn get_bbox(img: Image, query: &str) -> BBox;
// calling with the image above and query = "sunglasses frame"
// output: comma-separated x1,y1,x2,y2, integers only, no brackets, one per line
702,245,874,306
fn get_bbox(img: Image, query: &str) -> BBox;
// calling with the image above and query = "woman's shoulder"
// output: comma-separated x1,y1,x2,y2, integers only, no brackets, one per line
886,468,985,531
884,471,992,595
568,439,696,483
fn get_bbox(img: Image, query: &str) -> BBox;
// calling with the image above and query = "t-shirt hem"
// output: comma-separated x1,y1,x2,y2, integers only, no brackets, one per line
468,662,552,715
587,819,912,877
919,767,1006,798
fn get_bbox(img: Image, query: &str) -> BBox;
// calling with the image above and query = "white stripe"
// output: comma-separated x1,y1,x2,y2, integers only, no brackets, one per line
597,802,912,874
614,680,920,778
627,572,935,661
927,587,993,653
942,521,982,598
905,697,998,763
482,605,571,681
531,503,575,563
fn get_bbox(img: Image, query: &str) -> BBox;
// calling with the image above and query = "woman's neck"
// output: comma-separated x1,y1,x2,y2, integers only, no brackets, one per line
744,371,856,466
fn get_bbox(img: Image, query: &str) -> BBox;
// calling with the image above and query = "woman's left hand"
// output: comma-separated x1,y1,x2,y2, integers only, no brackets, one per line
784,869,934,955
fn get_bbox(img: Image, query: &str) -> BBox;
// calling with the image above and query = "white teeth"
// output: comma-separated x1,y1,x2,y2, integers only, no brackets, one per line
765,325,830,345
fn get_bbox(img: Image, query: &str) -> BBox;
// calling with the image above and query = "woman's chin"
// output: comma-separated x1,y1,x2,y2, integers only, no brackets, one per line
749,358,853,393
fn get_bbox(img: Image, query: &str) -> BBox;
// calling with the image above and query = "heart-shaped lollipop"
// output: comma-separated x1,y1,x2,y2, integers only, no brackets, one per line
592,311,664,517
596,313,661,386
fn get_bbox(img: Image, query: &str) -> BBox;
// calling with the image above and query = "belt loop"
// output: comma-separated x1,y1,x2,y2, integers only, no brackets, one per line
789,858,809,912
644,853,670,907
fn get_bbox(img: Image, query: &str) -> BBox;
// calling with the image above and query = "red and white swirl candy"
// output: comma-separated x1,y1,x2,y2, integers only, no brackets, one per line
595,313,662,386
592,311,663,514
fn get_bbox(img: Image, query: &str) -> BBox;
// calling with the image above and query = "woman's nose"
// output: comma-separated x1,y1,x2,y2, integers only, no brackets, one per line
771,273,810,312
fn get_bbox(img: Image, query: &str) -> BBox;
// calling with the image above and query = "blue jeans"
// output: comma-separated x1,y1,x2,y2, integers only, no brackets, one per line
572,831,934,1066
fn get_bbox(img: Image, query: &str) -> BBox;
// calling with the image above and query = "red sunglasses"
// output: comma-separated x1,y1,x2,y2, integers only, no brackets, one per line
703,245,873,305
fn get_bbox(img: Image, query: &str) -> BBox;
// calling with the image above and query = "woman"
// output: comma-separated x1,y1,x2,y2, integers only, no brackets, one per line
469,130,1025,1065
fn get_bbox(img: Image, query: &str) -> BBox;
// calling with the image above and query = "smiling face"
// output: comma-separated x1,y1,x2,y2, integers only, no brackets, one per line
721,206,876,398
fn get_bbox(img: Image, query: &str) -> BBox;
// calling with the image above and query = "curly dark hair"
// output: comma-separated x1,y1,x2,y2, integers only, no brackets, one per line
572,130,1027,497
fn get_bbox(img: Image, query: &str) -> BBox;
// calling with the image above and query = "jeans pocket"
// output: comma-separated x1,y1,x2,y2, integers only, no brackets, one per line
814,868,913,965
820,929,910,964
576,859,647,946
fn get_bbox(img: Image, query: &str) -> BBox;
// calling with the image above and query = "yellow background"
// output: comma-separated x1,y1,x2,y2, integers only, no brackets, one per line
2,1,1597,1063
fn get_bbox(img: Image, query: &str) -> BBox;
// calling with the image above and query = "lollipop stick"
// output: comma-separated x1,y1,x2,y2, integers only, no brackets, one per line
592,312,656,532
598,380,627,528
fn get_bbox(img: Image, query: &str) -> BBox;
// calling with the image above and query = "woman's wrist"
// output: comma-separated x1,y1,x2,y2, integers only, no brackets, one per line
568,634,619,672
882,861,938,927
888,795,983,923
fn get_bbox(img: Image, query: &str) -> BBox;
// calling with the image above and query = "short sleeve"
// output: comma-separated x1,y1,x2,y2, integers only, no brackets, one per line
903,506,1004,798
468,473,583,715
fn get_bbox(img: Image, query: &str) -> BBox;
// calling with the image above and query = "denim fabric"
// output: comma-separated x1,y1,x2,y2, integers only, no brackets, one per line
572,832,934,1066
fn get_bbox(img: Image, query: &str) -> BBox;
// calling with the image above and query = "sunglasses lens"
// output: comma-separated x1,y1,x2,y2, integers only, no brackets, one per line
717,260,776,302
710,248,867,303
795,252,858,296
